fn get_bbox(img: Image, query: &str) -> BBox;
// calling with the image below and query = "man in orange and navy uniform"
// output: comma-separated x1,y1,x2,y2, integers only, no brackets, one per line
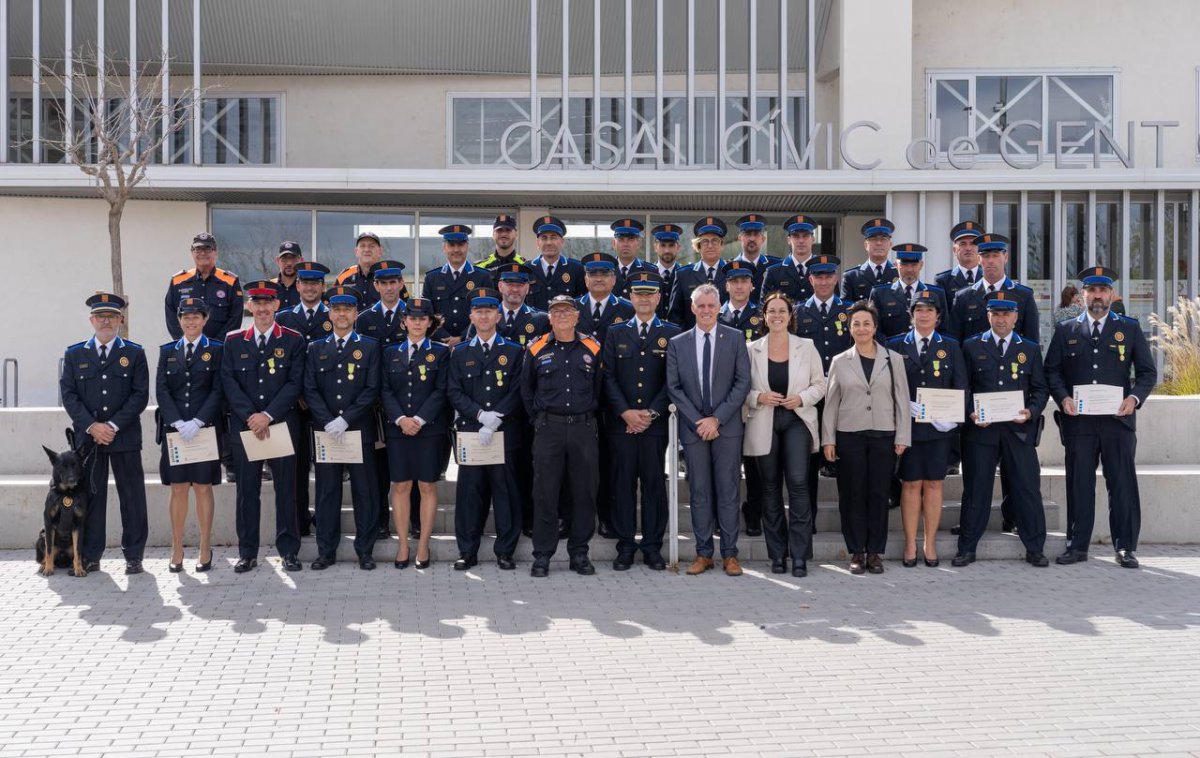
165,232,244,340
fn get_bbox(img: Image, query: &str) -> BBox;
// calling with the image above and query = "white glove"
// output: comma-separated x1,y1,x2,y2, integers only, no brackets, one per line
171,419,188,432
478,427,495,446
477,410,504,431
325,416,349,435
179,419,202,442
931,420,958,433
909,400,923,419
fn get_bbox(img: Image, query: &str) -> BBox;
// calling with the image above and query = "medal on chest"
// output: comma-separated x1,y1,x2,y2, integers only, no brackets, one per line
347,362,356,381
932,359,941,378
267,357,276,375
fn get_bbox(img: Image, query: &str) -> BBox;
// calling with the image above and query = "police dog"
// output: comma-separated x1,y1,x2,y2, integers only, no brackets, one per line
35,445,89,577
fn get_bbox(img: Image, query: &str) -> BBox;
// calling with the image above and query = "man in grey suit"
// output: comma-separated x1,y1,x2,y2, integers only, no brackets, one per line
666,283,752,576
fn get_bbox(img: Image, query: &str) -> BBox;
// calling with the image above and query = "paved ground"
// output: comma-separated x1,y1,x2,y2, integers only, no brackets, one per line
4,547,1200,758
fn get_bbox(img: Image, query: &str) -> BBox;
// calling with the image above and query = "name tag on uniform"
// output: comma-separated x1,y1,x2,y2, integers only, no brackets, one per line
1067,338,1079,345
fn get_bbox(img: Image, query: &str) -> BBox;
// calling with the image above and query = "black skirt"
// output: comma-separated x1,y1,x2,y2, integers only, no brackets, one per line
158,441,222,486
897,438,952,482
385,432,449,483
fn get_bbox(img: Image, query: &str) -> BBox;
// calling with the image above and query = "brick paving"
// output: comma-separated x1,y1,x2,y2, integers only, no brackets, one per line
3,547,1200,757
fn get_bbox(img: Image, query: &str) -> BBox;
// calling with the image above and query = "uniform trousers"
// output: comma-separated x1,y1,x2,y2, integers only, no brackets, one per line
314,454,379,559
455,459,521,559
835,431,895,554
1063,421,1140,552
756,411,814,562
531,414,599,558
233,434,300,560
959,430,1047,555
292,407,313,531
82,448,148,563
609,431,669,557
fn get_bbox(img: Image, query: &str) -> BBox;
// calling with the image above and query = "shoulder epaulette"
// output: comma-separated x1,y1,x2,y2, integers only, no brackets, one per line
529,334,552,356
227,328,248,340
358,335,379,345
278,325,301,337
160,341,177,350
1021,338,1040,347
939,334,960,345
580,335,602,355
66,341,87,351
209,339,223,347
171,268,196,285
1013,282,1034,293
935,269,952,278
123,340,143,350
336,266,357,284
925,284,945,292
214,267,238,286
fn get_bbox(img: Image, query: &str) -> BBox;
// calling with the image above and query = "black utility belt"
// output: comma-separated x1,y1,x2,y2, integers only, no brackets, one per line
541,412,593,424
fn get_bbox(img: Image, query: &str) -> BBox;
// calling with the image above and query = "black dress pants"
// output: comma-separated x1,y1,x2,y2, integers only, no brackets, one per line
756,411,814,561
609,431,669,557
835,430,895,554
531,414,599,558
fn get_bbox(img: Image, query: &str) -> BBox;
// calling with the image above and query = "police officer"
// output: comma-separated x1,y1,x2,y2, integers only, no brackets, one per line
59,293,149,576
868,244,951,339
951,233,1038,343
219,280,306,574
334,231,410,309
935,221,984,307
478,213,525,276
527,216,587,310
1044,267,1157,568
156,297,224,573
356,260,409,347
272,241,304,312
650,224,684,321
952,292,1050,568
720,260,767,536
446,288,526,571
424,225,492,345
522,295,605,577
601,271,680,570
668,216,730,329
610,218,652,298
731,214,781,294
303,286,382,571
792,255,852,519
842,218,899,302
165,232,244,340
762,214,818,301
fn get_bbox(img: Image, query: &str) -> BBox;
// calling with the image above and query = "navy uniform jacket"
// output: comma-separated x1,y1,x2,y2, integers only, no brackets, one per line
730,253,781,294
272,277,301,312
601,317,680,436
334,265,410,310
275,302,333,346
423,261,493,339
761,257,814,302
60,336,150,453
219,323,306,430
302,332,381,442
952,278,1039,342
521,332,604,417
886,330,967,443
576,294,635,345
165,267,244,340
614,258,654,299
526,256,587,311
1043,311,1157,434
842,260,898,302
935,266,982,307
719,301,766,343
446,335,526,448
380,338,451,438
962,331,1048,447
156,336,224,429
355,300,407,347
793,296,853,375
655,265,679,321
667,260,730,329
869,281,952,339
467,303,551,348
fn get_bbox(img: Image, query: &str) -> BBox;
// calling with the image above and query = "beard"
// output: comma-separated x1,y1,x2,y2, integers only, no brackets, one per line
1088,298,1109,316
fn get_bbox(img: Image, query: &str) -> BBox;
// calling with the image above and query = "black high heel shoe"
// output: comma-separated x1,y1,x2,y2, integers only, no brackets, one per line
414,550,431,569
169,560,184,573
393,557,410,569
901,552,918,568
196,548,213,573
923,550,939,568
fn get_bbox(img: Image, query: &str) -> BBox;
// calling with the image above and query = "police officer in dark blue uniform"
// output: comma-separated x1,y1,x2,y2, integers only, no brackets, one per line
60,293,150,575
842,219,899,302
720,260,767,535
650,224,684,321
934,221,984,308
526,216,587,310
601,271,680,570
762,214,818,301
951,233,1039,343
165,232,245,340
952,292,1050,568
219,280,306,574
446,288,527,571
356,260,409,347
610,218,652,298
522,296,605,577
303,286,382,571
731,214,781,294
479,214,526,277
868,244,951,339
424,225,493,345
1044,267,1157,568
272,241,304,312
668,216,730,329
334,231,411,309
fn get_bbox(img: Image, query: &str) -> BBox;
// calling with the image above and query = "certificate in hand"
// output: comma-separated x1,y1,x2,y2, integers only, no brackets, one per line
456,432,506,466
1073,384,1125,416
973,391,1026,424
915,388,965,424
166,426,220,466
239,423,295,461
314,430,363,464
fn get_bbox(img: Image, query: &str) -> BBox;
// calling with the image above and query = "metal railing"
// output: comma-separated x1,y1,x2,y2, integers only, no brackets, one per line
667,404,680,571
1,358,17,407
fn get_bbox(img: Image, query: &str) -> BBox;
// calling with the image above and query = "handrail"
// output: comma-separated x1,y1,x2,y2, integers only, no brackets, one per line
667,403,680,571
1,358,17,407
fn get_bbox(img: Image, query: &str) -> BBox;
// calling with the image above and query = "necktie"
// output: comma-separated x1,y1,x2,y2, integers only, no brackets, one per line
640,322,649,340
621,266,629,280
384,310,394,328
337,337,346,352
593,302,603,321
701,332,712,415
507,310,516,328
987,284,996,295
820,302,828,318
98,344,108,363
482,341,491,358
920,336,929,358
1092,321,1101,341
966,270,975,284
186,343,195,363
875,264,883,279
997,337,1006,356
257,335,266,351
706,267,714,283
546,262,555,281
905,284,913,303
732,309,741,323
306,308,315,323
453,269,460,283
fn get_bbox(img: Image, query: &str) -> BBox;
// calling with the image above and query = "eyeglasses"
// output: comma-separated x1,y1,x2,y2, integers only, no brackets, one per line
696,239,723,247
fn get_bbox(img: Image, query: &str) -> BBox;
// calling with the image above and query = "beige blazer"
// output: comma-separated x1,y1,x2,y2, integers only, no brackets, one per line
742,334,828,456
820,345,912,448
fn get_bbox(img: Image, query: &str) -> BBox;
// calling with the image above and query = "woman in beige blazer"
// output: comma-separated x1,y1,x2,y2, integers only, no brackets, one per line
743,292,828,577
821,300,911,575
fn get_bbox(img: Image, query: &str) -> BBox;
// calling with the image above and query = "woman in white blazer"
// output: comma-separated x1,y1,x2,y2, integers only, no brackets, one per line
821,300,911,575
743,292,827,577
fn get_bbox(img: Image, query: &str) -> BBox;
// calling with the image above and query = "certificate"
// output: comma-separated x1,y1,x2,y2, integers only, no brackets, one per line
239,423,295,461
973,391,1026,424
1073,384,1125,416
915,388,965,424
166,426,219,465
314,430,363,464
456,432,506,466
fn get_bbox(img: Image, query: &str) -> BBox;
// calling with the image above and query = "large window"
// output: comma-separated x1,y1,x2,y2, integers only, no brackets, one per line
928,72,1116,160
210,208,312,282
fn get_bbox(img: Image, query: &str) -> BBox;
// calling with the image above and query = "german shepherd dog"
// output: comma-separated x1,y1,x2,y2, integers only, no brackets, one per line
36,444,90,577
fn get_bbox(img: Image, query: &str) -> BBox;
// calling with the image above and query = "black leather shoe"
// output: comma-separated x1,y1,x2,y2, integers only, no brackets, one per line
358,555,376,571
950,525,962,536
376,524,391,539
281,555,303,572
522,527,534,538
597,520,615,539
1026,551,1049,567
819,463,837,478
569,555,596,575
792,562,807,578
497,555,516,570
453,555,478,571
530,558,550,577
1116,549,1140,569
951,552,976,567
745,523,763,537
1056,549,1089,565
83,560,101,573
613,553,634,571
643,552,666,571
1001,520,1017,534
770,559,787,574
124,560,144,575
233,558,257,573
310,555,335,571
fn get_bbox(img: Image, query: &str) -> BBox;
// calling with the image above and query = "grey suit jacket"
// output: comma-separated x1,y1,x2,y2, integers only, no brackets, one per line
820,345,912,448
666,323,752,444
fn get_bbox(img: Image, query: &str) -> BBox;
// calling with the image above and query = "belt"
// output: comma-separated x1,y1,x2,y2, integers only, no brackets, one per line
542,412,592,424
